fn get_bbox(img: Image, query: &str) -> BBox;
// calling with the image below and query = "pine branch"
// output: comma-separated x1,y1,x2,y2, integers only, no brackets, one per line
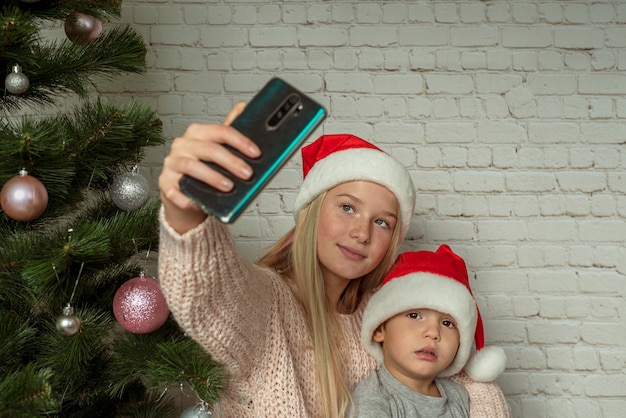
107,332,227,407
32,26,147,92
0,99,163,219
0,311,37,371
5,1,122,22
114,389,177,418
144,339,227,406
0,363,57,417
35,306,113,408
1,6,146,112
11,200,159,314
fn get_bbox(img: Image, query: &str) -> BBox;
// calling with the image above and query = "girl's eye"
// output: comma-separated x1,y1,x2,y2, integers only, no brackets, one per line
375,218,390,228
407,312,422,320
442,320,456,329
341,204,354,213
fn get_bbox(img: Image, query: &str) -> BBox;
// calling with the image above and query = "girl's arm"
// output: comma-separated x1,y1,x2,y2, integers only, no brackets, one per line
158,210,275,378
450,372,511,418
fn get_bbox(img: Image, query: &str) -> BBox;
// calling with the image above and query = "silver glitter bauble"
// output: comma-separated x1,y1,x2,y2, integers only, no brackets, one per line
5,65,29,95
111,169,150,211
56,304,81,337
180,404,212,418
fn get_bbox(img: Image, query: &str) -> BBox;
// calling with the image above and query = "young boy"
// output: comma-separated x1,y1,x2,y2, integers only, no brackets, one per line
354,245,507,417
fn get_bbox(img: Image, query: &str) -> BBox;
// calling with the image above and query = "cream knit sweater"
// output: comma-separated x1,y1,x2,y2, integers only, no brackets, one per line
158,209,511,417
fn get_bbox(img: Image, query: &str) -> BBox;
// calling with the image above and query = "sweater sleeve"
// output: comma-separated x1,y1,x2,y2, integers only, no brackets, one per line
449,372,511,418
158,207,275,379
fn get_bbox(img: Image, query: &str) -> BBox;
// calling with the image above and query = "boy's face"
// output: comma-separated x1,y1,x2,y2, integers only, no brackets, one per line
373,308,460,393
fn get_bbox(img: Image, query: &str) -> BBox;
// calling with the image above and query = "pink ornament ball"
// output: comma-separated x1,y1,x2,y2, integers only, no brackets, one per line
64,12,103,45
113,275,169,334
1,172,48,221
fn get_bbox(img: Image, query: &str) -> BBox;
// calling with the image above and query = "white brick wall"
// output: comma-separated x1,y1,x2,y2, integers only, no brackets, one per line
113,1,626,416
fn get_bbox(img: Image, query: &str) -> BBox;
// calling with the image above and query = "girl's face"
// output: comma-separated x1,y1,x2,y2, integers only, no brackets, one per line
316,181,399,292
373,308,460,394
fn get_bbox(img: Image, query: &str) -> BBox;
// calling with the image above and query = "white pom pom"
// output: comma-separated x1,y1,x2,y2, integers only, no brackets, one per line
464,346,507,382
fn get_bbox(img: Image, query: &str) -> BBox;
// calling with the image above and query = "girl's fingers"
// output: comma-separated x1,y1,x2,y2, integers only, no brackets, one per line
159,102,261,217
224,101,247,126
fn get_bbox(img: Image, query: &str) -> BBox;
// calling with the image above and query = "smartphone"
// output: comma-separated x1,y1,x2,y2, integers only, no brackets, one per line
179,78,327,223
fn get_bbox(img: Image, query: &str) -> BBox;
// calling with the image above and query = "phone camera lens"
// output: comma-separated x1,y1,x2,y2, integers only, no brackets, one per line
267,94,301,128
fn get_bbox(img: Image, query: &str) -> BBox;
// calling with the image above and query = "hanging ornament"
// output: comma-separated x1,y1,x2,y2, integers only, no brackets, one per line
64,12,103,45
56,303,81,336
20,0,41,3
53,259,84,337
1,168,48,221
111,165,150,211
180,403,213,418
5,65,30,95
113,271,169,334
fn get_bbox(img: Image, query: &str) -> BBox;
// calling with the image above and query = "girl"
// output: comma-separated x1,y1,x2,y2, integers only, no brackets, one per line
158,103,510,417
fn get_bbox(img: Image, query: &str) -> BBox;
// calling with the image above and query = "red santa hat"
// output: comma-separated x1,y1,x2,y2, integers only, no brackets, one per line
294,134,415,241
361,245,507,382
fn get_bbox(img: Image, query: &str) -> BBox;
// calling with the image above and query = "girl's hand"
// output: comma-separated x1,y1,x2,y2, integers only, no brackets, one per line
159,102,261,233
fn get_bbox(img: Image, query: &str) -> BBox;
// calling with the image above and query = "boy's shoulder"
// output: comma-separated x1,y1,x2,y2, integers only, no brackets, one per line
437,377,470,405
352,369,393,417
354,367,385,396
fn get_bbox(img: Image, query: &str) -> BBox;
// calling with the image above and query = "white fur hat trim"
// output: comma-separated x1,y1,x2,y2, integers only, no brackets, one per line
294,147,415,241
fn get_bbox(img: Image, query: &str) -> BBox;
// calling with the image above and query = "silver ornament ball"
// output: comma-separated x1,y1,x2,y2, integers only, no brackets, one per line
5,65,29,95
56,304,81,337
180,404,212,418
111,170,150,211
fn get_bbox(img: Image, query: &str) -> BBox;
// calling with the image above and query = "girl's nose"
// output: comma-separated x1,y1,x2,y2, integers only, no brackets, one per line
350,218,370,243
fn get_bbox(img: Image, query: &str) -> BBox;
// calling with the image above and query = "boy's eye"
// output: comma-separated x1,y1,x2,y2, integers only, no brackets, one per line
442,319,456,329
407,312,422,319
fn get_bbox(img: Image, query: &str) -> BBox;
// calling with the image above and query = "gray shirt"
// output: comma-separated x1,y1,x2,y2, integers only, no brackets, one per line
352,366,470,418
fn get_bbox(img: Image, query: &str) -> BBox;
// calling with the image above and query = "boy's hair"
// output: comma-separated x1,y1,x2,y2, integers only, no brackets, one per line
361,245,507,383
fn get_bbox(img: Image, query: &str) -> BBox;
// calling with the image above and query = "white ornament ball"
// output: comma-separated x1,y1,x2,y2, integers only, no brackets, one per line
180,404,212,418
111,170,150,211
56,304,81,337
5,65,29,95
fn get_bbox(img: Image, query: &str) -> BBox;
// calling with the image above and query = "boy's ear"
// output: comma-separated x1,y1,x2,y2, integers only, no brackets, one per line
373,324,385,343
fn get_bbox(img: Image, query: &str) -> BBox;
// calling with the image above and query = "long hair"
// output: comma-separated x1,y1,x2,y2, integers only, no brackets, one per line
258,191,401,418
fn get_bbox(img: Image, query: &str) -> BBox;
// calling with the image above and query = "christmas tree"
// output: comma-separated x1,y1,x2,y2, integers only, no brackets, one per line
0,1,224,416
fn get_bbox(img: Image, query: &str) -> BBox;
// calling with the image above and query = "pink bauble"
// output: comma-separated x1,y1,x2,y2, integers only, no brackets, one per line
64,12,103,45
113,275,169,334
1,171,48,221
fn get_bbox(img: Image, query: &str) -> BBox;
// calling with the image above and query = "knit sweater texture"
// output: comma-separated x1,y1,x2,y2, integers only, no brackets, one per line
158,209,511,417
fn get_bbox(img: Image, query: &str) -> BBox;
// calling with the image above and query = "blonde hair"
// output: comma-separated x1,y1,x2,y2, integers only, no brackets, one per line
258,190,401,418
